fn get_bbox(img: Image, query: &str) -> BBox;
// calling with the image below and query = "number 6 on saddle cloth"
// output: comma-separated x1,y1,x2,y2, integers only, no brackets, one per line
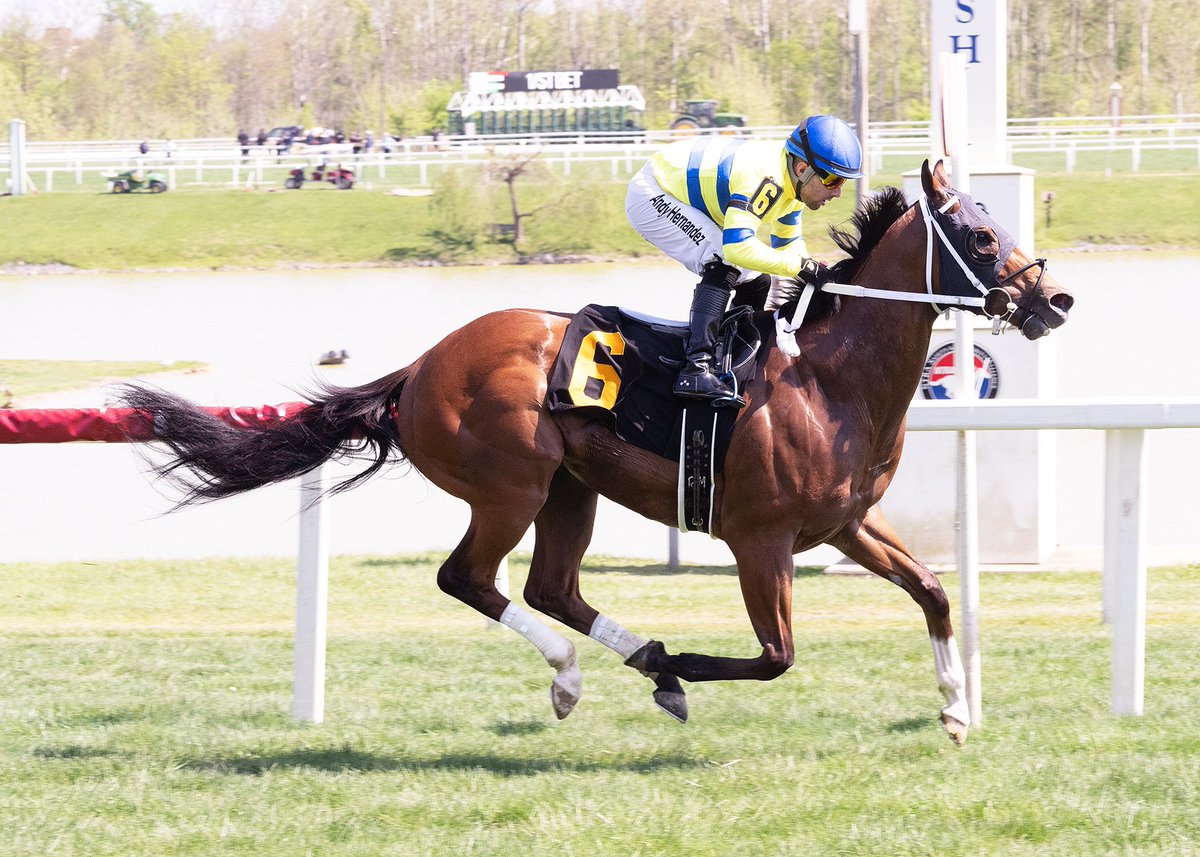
545,303,764,535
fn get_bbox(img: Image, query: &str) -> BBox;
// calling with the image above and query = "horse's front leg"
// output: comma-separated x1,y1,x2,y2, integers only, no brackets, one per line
829,504,970,746
627,539,797,684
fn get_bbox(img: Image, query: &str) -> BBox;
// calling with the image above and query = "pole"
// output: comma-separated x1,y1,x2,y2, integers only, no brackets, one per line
292,465,329,723
938,50,983,726
9,119,27,196
1108,429,1147,716
848,0,869,208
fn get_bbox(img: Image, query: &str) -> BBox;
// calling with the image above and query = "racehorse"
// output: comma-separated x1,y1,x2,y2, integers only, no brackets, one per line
117,160,1072,745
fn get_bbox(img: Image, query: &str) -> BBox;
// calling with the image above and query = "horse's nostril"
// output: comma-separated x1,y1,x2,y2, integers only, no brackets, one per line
1049,292,1074,314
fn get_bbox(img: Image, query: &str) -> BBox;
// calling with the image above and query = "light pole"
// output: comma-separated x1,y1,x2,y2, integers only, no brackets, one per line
848,0,869,208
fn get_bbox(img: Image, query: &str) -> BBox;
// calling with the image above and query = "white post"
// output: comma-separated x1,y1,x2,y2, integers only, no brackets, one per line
292,465,330,723
954,316,982,726
939,49,983,727
8,119,26,196
848,0,870,209
1108,428,1148,717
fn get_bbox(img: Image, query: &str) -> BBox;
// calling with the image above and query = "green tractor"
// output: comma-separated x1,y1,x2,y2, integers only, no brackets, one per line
670,99,748,134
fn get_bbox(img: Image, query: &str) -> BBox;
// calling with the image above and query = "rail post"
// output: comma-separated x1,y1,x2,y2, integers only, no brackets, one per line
1107,428,1148,716
292,464,330,723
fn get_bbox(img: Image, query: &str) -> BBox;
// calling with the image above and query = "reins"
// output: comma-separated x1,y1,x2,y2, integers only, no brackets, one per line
774,194,1045,357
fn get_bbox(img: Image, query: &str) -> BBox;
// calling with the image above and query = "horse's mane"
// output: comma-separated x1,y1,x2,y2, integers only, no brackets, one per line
773,186,911,321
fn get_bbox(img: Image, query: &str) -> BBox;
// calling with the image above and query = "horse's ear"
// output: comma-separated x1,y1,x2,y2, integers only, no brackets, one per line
921,158,953,204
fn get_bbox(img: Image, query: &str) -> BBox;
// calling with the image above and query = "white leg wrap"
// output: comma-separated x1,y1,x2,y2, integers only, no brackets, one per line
500,603,575,671
931,635,970,726
589,614,647,660
501,603,581,720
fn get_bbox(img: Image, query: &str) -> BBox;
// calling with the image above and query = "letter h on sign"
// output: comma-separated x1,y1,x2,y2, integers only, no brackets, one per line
950,33,980,64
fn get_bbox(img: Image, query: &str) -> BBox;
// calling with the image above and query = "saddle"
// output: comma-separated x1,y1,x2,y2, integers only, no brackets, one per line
545,303,766,535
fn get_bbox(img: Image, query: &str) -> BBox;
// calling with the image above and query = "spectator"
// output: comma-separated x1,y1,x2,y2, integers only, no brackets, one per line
364,129,374,154
164,138,177,158
238,129,250,157
139,139,149,155
256,128,267,148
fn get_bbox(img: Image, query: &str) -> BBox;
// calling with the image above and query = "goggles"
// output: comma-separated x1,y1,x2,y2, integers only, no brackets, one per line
811,163,846,189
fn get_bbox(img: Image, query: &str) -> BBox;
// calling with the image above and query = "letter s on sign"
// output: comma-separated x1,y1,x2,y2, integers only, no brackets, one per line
955,0,974,23
568,330,625,409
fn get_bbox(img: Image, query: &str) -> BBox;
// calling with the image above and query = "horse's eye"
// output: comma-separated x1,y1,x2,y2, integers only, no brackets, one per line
965,226,999,264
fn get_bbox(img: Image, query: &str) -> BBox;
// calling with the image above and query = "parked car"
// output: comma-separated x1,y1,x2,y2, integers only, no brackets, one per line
265,125,304,154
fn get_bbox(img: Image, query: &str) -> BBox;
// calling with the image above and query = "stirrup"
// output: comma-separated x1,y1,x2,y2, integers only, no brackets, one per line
673,370,746,408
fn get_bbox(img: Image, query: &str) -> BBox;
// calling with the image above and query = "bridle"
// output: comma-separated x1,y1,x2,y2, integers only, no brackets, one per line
775,193,1050,356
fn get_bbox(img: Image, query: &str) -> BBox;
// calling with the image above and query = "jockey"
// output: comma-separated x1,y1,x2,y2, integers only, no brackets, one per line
625,114,863,406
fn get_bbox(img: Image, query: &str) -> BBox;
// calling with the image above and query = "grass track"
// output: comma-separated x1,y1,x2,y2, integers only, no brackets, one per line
1,554,1197,855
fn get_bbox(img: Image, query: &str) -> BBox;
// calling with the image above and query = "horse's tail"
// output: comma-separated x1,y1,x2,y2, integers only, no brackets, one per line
115,368,411,507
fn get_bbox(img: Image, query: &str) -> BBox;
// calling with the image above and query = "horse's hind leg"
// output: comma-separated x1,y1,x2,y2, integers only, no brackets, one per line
436,504,583,720
523,468,688,722
829,504,970,746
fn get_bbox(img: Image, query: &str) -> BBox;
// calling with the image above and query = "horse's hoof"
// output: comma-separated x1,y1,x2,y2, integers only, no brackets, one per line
940,711,969,746
653,690,688,723
550,662,583,720
624,640,665,675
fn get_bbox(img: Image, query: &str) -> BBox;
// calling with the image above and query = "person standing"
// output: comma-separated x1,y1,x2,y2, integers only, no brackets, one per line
625,115,862,406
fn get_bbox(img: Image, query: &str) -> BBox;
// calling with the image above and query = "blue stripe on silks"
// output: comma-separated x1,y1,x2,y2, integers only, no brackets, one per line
771,235,800,248
715,139,747,214
779,210,802,226
685,140,709,218
723,227,756,245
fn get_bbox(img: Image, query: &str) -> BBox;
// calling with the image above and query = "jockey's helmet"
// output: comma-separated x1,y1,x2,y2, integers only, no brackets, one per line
785,115,864,180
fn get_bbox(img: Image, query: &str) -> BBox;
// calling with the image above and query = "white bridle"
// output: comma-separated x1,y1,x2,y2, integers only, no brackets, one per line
775,194,1016,358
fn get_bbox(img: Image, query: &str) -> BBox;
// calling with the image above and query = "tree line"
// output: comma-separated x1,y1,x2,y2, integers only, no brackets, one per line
1,0,1197,142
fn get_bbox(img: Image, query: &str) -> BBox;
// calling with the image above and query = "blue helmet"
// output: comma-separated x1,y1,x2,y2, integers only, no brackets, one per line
785,115,864,179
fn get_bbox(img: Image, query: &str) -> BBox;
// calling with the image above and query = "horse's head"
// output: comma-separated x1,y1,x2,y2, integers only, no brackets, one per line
920,159,1074,340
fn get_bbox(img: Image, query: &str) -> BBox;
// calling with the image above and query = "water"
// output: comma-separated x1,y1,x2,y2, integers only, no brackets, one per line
2,255,1198,564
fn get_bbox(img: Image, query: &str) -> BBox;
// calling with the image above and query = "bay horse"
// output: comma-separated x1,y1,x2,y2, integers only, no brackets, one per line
117,160,1072,745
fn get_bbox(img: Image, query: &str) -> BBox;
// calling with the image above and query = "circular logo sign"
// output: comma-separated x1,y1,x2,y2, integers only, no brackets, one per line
920,343,1000,400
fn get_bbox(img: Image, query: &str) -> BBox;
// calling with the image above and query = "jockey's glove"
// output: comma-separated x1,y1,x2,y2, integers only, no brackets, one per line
797,258,832,287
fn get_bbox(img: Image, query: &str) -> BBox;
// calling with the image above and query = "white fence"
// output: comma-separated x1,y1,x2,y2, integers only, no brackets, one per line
5,114,1200,193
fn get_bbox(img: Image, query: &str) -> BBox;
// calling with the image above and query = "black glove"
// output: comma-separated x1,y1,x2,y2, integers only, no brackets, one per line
797,258,832,287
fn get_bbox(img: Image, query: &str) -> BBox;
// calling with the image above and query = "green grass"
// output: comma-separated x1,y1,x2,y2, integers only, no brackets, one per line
4,167,1199,272
0,359,205,406
1,553,1197,855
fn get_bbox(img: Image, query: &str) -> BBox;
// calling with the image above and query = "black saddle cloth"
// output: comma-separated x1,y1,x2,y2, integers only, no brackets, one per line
545,303,765,471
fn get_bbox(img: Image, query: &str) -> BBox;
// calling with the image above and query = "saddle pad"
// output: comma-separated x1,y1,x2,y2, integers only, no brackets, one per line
545,304,760,471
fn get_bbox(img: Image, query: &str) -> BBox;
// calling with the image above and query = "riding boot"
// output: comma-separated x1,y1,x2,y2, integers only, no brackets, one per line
674,270,743,407
731,273,772,312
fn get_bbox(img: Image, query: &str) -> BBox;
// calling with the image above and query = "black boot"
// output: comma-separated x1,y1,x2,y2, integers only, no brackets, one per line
674,268,744,407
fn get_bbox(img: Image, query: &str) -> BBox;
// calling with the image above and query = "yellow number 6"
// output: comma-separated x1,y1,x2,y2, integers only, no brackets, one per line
568,330,625,409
